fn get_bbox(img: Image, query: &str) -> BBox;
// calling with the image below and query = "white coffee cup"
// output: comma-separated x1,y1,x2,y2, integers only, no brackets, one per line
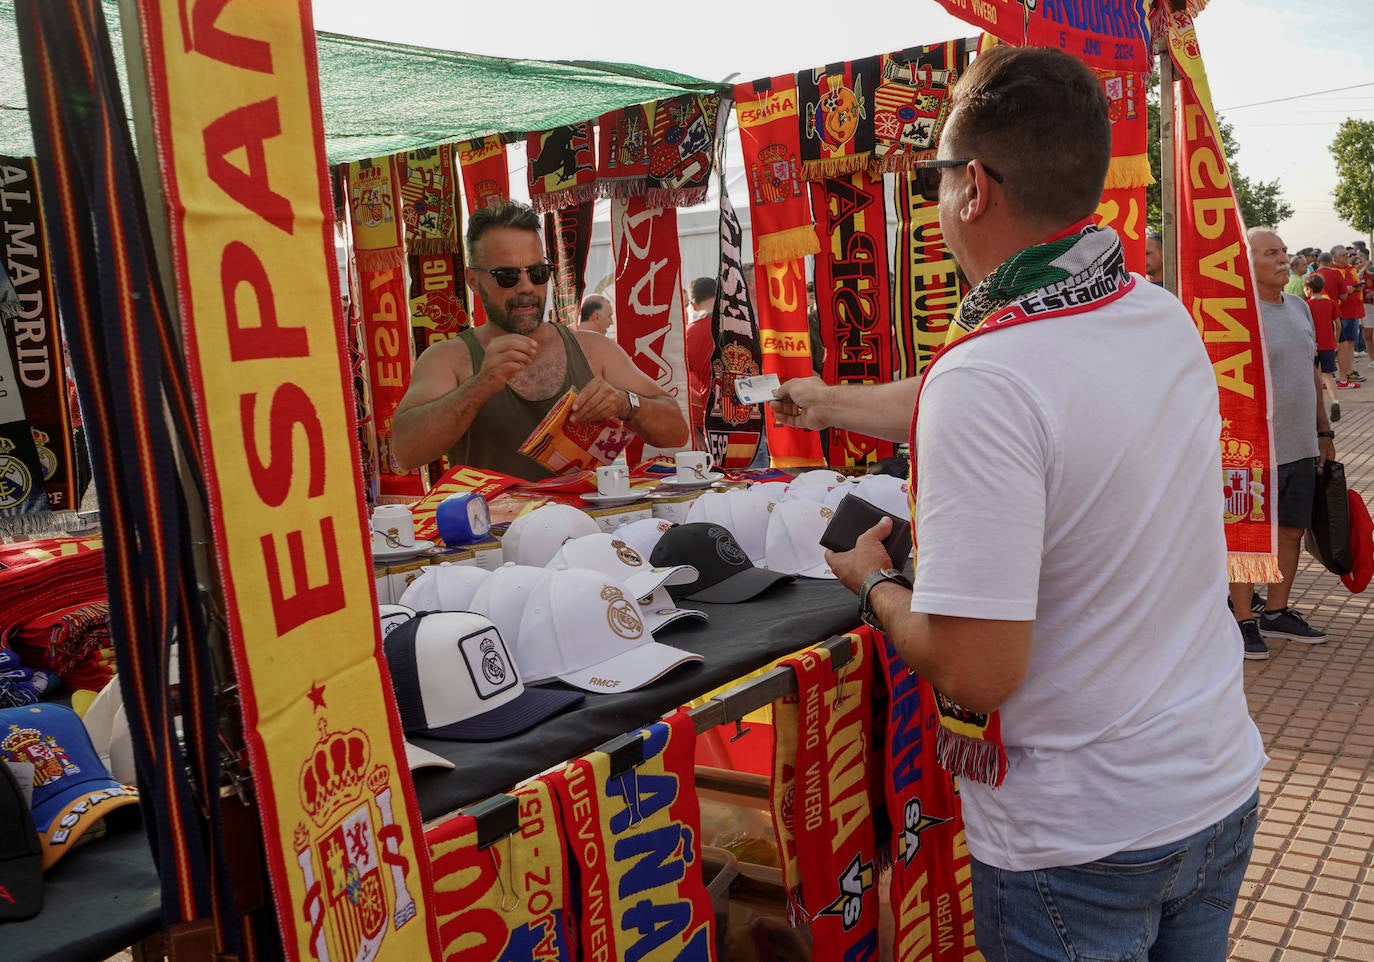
372,504,416,551
675,451,715,483
596,464,631,497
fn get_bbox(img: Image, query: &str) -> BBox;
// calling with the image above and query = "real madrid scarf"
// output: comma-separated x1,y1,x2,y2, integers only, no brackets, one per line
0,324,47,522
796,57,881,182
1167,9,1280,584
646,93,720,209
425,779,574,961
596,104,653,199
871,628,977,962
347,155,407,272
756,258,826,468
399,144,460,256
870,43,961,173
769,637,879,957
893,172,963,380
0,156,77,519
920,223,1133,787
1094,71,1152,274
527,123,597,214
734,76,820,265
544,201,595,326
548,709,715,961
811,172,896,471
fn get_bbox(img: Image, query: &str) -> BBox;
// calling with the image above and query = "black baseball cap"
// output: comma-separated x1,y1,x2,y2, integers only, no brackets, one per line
0,760,42,921
649,523,794,604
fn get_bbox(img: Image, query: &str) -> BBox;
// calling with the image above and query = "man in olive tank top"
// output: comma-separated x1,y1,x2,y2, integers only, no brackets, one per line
391,201,688,480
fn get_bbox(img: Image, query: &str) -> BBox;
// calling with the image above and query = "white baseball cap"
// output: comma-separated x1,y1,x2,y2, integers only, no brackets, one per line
547,532,697,602
378,604,417,638
516,568,703,692
501,503,599,566
467,564,553,650
783,469,847,504
638,585,708,633
764,500,838,578
850,474,912,520
397,563,491,612
685,488,776,565
383,610,583,741
612,517,675,560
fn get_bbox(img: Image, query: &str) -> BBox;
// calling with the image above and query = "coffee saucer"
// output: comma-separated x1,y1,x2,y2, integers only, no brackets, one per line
372,539,434,563
580,491,647,506
658,471,725,489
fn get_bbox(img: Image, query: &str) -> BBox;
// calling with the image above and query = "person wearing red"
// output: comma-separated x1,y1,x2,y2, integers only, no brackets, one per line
684,276,717,448
1314,251,1359,387
1335,244,1366,383
1304,271,1340,421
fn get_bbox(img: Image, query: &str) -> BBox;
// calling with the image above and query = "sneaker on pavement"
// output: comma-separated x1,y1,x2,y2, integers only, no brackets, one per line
1240,619,1269,661
1251,591,1266,615
1347,371,1367,382
1259,607,1327,643
1338,380,1361,389
1331,401,1342,422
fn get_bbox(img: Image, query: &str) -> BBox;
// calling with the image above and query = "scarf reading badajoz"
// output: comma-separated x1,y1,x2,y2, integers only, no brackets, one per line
922,223,1132,787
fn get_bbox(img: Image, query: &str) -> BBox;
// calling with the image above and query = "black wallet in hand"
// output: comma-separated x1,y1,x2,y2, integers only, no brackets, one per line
819,494,913,563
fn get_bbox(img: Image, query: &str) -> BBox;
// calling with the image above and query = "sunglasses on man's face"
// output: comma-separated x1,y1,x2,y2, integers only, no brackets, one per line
910,158,1005,203
475,263,554,288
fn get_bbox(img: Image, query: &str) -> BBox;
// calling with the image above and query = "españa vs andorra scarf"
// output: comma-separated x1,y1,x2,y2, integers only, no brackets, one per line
1167,8,1279,584
893,172,963,380
527,123,597,214
548,710,715,961
734,76,821,265
870,43,961,173
596,104,653,199
811,171,896,471
796,57,881,181
425,778,575,960
933,0,1151,73
646,93,719,209
346,155,406,272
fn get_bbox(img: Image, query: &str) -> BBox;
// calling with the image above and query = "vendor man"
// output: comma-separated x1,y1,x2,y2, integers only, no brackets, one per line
391,200,687,478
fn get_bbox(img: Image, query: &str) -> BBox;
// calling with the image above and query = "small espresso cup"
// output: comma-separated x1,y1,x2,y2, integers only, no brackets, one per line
596,464,631,497
674,450,715,483
371,504,416,551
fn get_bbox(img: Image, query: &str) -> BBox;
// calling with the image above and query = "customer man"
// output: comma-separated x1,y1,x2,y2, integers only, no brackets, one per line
1285,252,1309,296
1333,244,1366,381
574,293,614,336
1230,229,1335,658
771,46,1264,960
1144,230,1164,285
392,201,687,478
684,276,717,447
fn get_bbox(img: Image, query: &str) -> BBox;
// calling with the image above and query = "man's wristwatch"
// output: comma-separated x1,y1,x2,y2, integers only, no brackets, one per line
623,390,642,422
1318,430,1335,439
858,568,913,633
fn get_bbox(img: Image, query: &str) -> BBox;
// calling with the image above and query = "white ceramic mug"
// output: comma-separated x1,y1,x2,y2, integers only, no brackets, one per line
596,464,631,497
372,504,416,550
675,450,715,482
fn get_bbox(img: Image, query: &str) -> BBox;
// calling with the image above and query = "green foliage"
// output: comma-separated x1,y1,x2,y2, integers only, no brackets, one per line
1329,119,1374,236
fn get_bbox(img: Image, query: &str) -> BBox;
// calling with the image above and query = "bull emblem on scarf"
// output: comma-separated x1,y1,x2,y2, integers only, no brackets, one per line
529,125,594,186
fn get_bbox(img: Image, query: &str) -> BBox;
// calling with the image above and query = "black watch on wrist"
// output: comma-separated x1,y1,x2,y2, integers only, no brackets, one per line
1318,430,1335,439
858,568,913,632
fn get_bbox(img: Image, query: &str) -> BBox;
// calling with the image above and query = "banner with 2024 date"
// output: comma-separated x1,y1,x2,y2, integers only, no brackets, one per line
132,2,440,960
934,0,1151,73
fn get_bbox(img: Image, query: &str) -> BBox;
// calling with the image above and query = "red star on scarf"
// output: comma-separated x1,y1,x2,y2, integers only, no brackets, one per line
307,682,327,711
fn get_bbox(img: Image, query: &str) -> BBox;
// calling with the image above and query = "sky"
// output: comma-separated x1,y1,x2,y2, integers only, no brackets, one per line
311,0,1374,250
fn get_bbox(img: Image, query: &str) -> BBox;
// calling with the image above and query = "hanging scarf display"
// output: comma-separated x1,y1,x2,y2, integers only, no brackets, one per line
409,253,470,352
1167,8,1279,584
811,172,896,470
346,155,406,272
0,156,77,518
527,123,597,214
611,196,689,465
123,0,441,955
547,710,715,961
646,93,719,209
919,223,1133,786
933,0,1151,73
362,265,427,497
893,173,963,380
0,324,47,522
336,169,381,506
734,76,819,266
756,258,825,468
425,779,575,961
796,57,881,181
398,143,460,256
544,201,594,326
457,135,509,329
870,43,962,173
595,103,653,199
871,629,977,962
1094,71,1152,273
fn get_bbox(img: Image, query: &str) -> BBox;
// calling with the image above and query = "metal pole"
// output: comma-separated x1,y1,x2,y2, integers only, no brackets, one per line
1158,32,1178,297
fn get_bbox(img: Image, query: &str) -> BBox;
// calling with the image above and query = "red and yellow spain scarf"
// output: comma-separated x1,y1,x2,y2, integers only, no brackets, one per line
871,43,961,173
361,265,426,496
734,76,820,265
398,143,460,256
646,93,719,209
596,104,653,199
527,123,597,214
410,464,522,544
346,155,406,272
1167,8,1279,584
933,0,1150,73
1094,71,1152,274
796,58,881,181
756,259,826,468
457,135,510,213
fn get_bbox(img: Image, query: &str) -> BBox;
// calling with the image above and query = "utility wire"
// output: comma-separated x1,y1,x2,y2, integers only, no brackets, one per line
1220,82,1374,112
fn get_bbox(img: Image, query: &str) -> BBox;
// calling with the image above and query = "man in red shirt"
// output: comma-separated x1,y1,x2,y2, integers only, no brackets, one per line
1335,245,1366,382
684,276,717,448
1314,251,1360,387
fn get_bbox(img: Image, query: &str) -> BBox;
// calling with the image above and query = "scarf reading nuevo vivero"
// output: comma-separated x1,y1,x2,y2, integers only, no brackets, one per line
920,223,1133,787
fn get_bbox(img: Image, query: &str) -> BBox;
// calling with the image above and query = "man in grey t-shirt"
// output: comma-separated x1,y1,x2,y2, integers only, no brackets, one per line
1230,229,1336,659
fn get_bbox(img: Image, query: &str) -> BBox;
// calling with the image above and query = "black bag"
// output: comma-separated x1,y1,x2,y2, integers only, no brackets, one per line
1305,459,1353,575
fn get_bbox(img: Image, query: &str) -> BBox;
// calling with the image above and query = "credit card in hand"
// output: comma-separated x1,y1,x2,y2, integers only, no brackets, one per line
734,373,782,405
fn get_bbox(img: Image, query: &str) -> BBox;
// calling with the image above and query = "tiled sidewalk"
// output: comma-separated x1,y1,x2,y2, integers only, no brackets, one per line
1230,387,1374,961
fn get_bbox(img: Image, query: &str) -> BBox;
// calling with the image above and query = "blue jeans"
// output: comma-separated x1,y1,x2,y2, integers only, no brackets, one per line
970,789,1259,962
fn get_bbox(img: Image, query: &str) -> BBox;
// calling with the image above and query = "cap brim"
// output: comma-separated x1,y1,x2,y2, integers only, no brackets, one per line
624,564,698,600
642,604,709,633
680,567,795,604
404,741,455,771
419,687,584,742
558,641,704,693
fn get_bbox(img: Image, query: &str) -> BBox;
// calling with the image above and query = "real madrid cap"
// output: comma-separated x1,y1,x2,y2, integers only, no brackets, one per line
637,585,709,634
377,603,417,639
468,564,554,651
546,532,697,603
396,563,491,613
649,523,795,604
0,703,139,870
501,503,599,567
516,568,703,692
0,757,42,919
685,487,776,565
850,474,912,521
764,500,838,579
612,517,675,562
782,469,847,503
382,611,583,742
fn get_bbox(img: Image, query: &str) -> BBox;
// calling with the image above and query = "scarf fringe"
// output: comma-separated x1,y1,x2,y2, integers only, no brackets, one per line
784,886,811,928
1227,552,1281,585
869,147,937,175
355,247,404,273
1104,153,1155,190
531,183,598,215
0,510,87,540
643,185,709,210
406,237,456,256
935,726,1007,788
801,154,869,181
594,178,648,200
755,226,822,266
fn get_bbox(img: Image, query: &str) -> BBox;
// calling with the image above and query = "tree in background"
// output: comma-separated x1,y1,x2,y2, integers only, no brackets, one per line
1329,119,1374,242
1146,72,1294,231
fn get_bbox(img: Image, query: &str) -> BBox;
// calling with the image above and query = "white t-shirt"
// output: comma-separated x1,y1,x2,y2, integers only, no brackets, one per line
910,280,1266,872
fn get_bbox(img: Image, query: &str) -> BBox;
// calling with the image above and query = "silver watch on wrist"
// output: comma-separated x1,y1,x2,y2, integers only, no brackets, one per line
623,390,641,421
